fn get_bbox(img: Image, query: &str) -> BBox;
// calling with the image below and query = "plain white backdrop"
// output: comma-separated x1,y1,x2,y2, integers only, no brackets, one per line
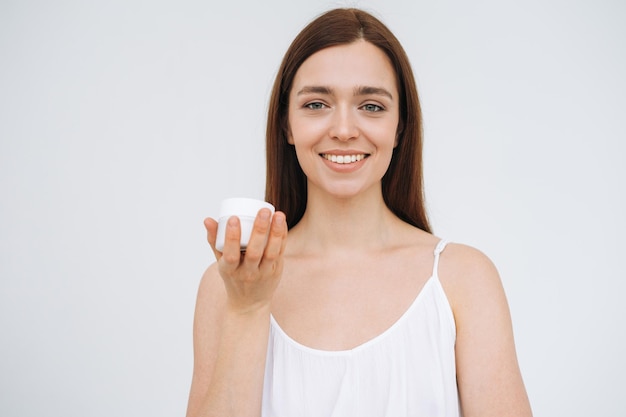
1,0,624,415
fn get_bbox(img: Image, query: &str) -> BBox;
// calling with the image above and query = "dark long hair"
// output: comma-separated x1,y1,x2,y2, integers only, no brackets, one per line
265,8,431,233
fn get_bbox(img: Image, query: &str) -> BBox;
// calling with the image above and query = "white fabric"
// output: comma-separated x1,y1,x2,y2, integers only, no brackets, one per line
262,240,460,417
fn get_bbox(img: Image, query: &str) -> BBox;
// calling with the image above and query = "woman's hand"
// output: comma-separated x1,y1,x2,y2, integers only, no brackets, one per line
204,208,288,314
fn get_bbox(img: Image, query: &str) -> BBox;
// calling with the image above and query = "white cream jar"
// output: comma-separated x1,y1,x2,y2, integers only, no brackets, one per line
215,198,275,252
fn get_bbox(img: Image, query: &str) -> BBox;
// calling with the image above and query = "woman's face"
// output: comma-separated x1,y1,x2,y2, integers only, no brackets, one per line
287,40,400,200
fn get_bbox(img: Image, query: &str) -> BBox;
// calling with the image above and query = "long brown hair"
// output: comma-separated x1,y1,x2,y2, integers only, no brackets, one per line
265,8,431,233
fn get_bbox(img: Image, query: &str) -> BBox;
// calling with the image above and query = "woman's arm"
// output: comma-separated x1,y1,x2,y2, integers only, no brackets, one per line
186,210,288,417
440,244,533,417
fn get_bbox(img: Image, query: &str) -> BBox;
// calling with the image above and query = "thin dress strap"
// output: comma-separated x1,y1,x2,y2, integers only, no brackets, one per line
432,239,449,278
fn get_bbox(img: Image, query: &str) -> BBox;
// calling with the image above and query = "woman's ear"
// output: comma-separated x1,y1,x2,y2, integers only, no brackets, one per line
395,123,404,148
286,126,294,145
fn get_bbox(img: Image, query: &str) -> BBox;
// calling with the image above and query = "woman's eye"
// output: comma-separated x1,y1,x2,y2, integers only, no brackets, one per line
362,103,383,112
305,102,326,110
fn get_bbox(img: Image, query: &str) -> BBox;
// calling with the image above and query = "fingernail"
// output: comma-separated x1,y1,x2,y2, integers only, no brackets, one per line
259,209,270,220
228,216,238,226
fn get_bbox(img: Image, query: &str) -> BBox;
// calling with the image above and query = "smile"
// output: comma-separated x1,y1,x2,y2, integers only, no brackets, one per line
320,154,368,164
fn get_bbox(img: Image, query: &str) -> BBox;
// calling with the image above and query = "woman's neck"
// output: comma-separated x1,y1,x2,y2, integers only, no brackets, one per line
287,186,405,254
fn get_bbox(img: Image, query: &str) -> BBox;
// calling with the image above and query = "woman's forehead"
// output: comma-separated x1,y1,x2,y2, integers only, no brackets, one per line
291,41,398,96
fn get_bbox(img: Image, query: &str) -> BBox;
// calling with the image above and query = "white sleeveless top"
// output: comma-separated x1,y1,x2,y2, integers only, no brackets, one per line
262,240,460,417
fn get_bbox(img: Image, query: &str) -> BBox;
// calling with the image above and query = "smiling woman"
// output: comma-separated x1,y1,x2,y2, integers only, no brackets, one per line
265,9,428,230
287,41,399,199
186,8,532,417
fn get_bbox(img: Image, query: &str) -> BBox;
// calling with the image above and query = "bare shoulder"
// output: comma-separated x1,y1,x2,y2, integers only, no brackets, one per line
438,242,499,282
437,243,505,315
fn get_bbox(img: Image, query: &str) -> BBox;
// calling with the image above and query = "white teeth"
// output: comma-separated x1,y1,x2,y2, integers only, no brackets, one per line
322,154,366,164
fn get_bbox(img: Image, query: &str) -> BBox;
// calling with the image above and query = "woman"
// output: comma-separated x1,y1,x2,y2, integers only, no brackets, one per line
186,8,532,417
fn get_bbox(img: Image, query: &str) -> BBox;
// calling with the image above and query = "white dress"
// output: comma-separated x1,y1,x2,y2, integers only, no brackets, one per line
262,240,460,417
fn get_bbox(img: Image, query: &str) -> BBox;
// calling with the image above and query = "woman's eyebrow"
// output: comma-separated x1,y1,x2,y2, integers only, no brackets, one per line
296,86,333,96
354,86,393,99
295,85,393,99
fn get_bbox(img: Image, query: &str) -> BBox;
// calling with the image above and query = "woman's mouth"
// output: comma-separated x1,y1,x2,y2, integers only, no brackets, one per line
320,153,369,164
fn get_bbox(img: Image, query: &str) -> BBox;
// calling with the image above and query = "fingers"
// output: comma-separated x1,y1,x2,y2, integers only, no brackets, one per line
205,216,244,265
204,217,221,260
219,216,242,272
208,209,288,279
242,208,273,266
260,212,287,266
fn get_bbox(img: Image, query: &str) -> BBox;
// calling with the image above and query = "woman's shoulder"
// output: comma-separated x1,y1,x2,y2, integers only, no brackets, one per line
439,241,498,275
436,242,507,316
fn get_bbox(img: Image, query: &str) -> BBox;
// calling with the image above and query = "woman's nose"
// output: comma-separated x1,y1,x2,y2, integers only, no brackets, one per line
329,107,358,141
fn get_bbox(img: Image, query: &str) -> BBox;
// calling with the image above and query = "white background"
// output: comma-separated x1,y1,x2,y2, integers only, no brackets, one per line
1,0,624,415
